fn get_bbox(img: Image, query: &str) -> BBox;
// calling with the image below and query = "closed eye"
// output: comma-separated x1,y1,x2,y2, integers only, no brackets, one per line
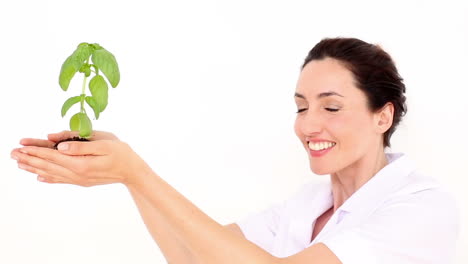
295,108,339,114
325,108,339,112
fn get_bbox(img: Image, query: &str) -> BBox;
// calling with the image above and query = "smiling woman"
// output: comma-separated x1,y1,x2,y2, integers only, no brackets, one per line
237,38,458,263
10,37,459,264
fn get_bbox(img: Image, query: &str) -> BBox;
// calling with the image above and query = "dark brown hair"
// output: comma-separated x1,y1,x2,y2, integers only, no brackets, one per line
302,37,407,147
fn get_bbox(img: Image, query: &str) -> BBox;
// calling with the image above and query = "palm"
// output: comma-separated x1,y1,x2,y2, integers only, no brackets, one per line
20,130,119,149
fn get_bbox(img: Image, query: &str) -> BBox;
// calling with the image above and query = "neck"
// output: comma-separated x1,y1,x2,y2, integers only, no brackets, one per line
330,146,388,211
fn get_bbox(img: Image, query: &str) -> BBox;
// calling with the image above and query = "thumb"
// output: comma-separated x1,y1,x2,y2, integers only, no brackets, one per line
57,140,111,156
48,130,80,142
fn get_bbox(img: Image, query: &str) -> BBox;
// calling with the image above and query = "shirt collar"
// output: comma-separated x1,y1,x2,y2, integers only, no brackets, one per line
335,152,416,216
305,152,417,245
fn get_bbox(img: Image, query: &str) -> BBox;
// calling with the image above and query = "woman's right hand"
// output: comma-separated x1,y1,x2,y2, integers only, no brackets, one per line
19,130,120,149
13,130,149,187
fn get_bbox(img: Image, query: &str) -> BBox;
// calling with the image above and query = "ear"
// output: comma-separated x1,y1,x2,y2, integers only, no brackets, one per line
374,102,394,134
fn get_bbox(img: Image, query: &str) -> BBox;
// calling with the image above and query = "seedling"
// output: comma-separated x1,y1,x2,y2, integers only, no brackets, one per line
59,42,120,138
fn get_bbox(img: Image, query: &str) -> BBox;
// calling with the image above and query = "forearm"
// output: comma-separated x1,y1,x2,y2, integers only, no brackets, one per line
130,169,279,264
128,186,198,264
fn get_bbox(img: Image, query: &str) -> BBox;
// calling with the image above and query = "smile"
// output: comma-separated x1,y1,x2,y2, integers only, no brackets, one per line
308,141,336,151
307,141,336,157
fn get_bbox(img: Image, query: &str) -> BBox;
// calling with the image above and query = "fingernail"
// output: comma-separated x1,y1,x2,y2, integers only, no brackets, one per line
58,143,69,151
18,163,27,169
19,148,28,154
11,154,18,161
37,176,45,182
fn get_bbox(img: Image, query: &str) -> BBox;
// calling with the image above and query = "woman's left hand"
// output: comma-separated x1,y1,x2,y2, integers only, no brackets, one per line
10,135,152,187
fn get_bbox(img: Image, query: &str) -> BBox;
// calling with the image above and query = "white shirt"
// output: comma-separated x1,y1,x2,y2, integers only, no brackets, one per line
237,153,459,264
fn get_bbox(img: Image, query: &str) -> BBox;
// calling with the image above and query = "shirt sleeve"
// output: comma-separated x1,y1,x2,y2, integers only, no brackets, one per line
321,189,460,264
236,200,286,253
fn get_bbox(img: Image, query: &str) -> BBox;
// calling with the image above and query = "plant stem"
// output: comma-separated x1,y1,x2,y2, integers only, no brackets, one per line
80,75,87,113
80,59,90,113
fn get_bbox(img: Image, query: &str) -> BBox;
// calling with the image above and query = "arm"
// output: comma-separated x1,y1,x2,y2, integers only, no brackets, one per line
224,223,245,238
17,131,198,264
12,133,341,264
129,169,341,264
128,187,198,264
129,169,278,264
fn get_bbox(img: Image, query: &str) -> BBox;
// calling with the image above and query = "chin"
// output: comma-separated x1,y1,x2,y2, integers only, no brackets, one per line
309,164,332,175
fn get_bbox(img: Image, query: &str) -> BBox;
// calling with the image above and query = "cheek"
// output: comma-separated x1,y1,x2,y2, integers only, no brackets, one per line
327,113,373,146
326,115,350,138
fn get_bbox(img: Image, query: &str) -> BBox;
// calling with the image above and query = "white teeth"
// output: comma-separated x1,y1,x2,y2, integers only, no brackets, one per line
308,141,336,151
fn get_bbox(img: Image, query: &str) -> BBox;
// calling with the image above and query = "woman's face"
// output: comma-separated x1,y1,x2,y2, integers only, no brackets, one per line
294,58,383,175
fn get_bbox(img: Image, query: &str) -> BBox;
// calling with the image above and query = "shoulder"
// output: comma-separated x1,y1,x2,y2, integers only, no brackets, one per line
382,171,459,219
367,172,459,261
322,170,460,264
235,181,331,254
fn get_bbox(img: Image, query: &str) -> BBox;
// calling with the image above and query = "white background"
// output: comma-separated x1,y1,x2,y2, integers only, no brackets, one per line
0,0,467,263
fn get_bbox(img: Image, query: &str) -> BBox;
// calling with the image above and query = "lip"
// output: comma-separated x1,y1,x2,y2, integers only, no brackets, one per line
307,138,336,144
307,140,336,157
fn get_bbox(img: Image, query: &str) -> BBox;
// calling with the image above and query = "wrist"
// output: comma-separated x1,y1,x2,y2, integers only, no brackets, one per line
124,161,157,191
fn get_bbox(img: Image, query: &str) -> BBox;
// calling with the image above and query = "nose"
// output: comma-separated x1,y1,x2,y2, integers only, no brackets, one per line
295,110,324,137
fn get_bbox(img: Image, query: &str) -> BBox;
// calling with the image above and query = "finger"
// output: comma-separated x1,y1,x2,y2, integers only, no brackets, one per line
48,130,118,141
17,158,80,185
16,146,75,164
37,174,75,185
17,162,48,176
15,150,77,181
13,150,102,187
36,169,106,187
17,162,74,183
56,140,112,156
18,163,50,179
47,130,80,142
37,175,59,184
19,161,89,186
17,162,73,185
15,147,108,185
14,147,87,181
20,138,55,148
91,130,119,141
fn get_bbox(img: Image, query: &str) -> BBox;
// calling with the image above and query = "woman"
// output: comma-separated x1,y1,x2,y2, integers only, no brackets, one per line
11,37,459,264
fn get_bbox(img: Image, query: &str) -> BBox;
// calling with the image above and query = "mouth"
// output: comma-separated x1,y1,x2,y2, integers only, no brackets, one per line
307,140,336,157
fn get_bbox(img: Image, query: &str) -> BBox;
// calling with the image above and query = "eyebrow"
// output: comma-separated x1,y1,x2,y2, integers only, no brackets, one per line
294,91,344,99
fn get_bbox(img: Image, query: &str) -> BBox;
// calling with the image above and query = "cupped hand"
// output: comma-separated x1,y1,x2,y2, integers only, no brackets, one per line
11,131,152,187
19,130,119,149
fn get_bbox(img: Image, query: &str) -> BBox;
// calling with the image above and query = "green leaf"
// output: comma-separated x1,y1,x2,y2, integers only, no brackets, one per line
69,113,92,138
59,56,78,92
74,44,92,63
79,64,92,77
85,96,100,119
59,43,92,91
91,47,120,88
61,96,81,117
90,43,102,50
88,75,109,112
